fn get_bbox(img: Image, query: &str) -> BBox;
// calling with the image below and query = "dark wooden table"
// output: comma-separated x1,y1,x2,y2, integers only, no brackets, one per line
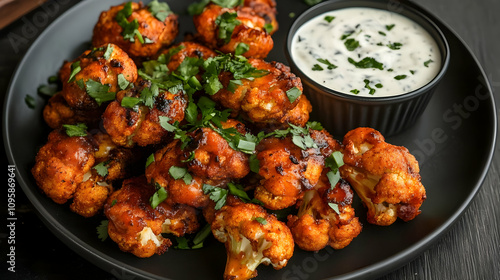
1,0,498,279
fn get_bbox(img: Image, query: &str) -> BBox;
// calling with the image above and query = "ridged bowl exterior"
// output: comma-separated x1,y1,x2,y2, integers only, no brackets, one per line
285,0,450,137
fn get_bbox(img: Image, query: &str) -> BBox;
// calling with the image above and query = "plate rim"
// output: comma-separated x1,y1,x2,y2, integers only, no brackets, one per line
2,0,497,279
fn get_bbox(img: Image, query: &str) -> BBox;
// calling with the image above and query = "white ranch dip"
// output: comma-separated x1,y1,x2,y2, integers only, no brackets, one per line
291,7,441,97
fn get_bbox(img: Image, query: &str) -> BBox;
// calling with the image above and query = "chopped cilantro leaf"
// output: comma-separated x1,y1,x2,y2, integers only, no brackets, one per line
187,0,211,15
254,217,268,225
317,58,337,69
212,0,244,8
286,87,302,103
96,220,109,241
344,38,360,51
121,96,142,109
312,64,323,71
85,79,116,105
234,42,249,56
328,202,340,215
115,2,145,44
103,44,114,60
263,23,273,34
424,59,434,67
215,12,241,44
386,24,395,31
387,42,402,50
150,184,168,209
378,31,386,36
203,184,228,210
394,75,407,80
169,166,192,184
67,61,81,83
324,15,335,23
25,95,36,109
348,57,384,70
117,73,130,90
249,154,260,173
350,89,360,94
227,182,251,202
148,0,172,22
93,161,109,177
63,123,87,137
145,153,155,168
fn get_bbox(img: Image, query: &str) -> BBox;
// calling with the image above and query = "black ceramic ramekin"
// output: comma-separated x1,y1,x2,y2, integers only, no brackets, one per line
285,0,450,137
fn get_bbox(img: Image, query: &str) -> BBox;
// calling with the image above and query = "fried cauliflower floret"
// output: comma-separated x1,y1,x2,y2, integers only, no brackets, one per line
59,43,137,110
162,41,217,73
32,129,95,205
31,129,136,217
211,202,294,280
243,0,278,34
287,176,362,251
92,1,179,61
193,3,274,59
102,81,187,147
43,92,103,129
104,176,200,258
181,119,250,180
145,140,214,208
253,135,324,210
211,58,310,128
339,127,427,226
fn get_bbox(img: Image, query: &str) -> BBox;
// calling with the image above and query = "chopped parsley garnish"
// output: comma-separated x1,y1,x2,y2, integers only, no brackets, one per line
424,59,434,67
348,57,384,70
115,2,146,44
150,183,168,209
169,166,193,185
103,44,114,60
385,24,395,31
203,184,228,210
328,202,340,215
215,12,241,44
117,74,130,90
363,79,377,95
254,217,268,225
350,89,360,94
324,15,335,23
96,220,109,241
85,79,116,105
249,153,260,173
344,38,360,51
25,95,36,109
263,23,274,34
148,0,172,22
67,61,81,82
317,58,337,69
387,42,402,50
63,123,87,137
93,161,109,177
120,96,142,110
175,223,211,249
187,0,210,15
286,87,302,103
341,30,355,40
325,151,344,188
378,31,386,36
312,64,323,71
394,75,407,80
145,153,155,168
234,42,249,56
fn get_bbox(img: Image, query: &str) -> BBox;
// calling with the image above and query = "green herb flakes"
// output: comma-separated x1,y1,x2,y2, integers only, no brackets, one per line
85,79,116,105
344,38,360,51
25,95,36,109
324,15,335,23
150,184,168,209
148,0,172,22
93,161,109,177
63,123,87,137
254,217,268,225
286,87,302,103
394,75,407,80
424,59,434,67
96,220,109,241
215,12,241,44
348,57,384,70
67,61,81,83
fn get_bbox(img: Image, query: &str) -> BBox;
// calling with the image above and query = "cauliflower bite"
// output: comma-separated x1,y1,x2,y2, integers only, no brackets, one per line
181,119,250,180
32,128,135,217
92,1,179,60
243,0,278,34
211,58,311,129
43,92,103,129
287,175,362,251
104,176,200,258
211,202,294,280
193,3,274,59
102,80,187,148
145,119,250,208
59,43,137,110
253,128,338,210
162,41,217,73
339,127,427,226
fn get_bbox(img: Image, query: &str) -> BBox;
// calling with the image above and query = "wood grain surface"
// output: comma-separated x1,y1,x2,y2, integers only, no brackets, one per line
0,0,498,279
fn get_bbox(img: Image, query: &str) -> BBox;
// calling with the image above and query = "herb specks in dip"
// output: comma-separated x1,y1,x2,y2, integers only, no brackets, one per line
291,7,441,97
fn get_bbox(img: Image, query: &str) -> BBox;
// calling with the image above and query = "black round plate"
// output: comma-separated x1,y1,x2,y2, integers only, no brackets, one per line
3,0,496,279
